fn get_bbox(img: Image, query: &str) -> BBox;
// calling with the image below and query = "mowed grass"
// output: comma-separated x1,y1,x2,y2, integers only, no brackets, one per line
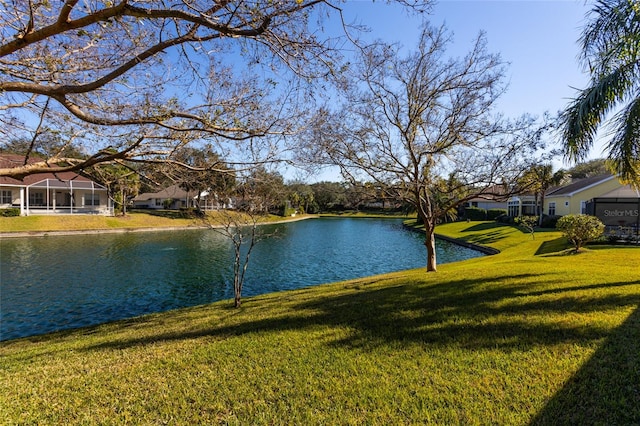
0,211,304,233
0,212,200,232
1,221,639,424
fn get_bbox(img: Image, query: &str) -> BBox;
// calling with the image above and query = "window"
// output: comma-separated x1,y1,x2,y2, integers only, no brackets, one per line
580,200,587,214
508,199,520,217
29,191,44,206
1,190,12,204
85,193,100,206
521,200,537,216
548,202,556,216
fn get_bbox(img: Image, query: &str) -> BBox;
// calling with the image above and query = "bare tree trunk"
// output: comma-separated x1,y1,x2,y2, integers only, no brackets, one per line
418,206,438,272
233,274,242,308
233,250,243,308
425,225,438,272
121,188,128,216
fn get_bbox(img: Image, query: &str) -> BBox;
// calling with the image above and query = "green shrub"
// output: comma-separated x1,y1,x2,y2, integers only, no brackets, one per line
487,209,507,220
1,208,20,217
514,215,538,239
281,206,297,217
465,207,487,220
495,214,513,224
540,215,561,229
556,214,605,252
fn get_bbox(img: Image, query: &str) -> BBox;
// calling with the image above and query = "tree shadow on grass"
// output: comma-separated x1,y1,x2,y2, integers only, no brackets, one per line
61,260,640,424
535,237,569,255
456,222,515,246
462,222,504,232
81,273,640,357
530,305,640,425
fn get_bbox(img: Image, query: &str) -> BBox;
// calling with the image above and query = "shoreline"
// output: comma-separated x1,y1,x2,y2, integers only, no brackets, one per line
402,222,501,255
0,214,317,239
1,215,500,256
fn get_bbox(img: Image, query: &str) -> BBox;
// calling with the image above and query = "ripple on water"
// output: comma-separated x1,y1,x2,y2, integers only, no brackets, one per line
0,218,483,340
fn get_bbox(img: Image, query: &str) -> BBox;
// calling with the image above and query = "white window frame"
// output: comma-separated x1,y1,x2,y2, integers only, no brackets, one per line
1,190,12,204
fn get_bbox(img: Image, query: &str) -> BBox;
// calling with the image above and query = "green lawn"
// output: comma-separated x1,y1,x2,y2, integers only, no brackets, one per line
0,212,201,232
0,211,307,233
1,221,638,424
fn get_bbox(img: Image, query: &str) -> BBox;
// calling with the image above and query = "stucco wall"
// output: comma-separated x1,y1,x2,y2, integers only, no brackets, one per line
544,177,623,216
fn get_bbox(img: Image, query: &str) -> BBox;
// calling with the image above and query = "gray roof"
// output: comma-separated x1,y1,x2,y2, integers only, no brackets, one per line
546,174,615,196
595,185,640,199
133,184,195,201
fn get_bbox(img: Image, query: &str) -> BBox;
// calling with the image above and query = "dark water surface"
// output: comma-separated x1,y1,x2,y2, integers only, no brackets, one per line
0,218,483,341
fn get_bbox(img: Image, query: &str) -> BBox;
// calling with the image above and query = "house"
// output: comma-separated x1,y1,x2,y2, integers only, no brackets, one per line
543,174,623,217
132,185,198,210
131,184,233,210
464,184,510,212
507,194,537,217
0,154,112,216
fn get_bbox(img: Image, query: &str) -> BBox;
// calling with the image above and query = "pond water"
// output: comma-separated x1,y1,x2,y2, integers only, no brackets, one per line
0,218,483,341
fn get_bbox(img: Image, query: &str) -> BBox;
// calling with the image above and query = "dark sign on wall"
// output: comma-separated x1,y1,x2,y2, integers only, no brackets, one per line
587,197,640,227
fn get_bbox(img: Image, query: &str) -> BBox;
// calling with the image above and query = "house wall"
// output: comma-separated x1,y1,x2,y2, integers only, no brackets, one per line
465,200,508,211
0,186,20,208
544,177,623,216
507,196,536,217
78,190,107,208
0,185,111,215
131,199,154,209
132,197,190,210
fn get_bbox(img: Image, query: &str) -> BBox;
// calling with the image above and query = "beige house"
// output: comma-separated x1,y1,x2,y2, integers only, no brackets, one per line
464,185,509,212
132,184,233,210
0,154,112,216
543,174,623,217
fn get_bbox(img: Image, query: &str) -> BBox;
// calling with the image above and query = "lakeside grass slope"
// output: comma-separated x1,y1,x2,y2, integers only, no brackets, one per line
0,212,201,232
1,221,639,424
0,211,306,233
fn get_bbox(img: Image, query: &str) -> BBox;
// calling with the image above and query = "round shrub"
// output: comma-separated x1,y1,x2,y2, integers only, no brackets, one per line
556,214,605,252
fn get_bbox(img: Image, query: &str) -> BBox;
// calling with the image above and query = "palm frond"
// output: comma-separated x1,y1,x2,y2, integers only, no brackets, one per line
607,94,640,187
581,0,640,75
562,64,634,161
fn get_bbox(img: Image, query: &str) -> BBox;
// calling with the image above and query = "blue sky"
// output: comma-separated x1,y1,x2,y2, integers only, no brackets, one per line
309,0,601,179
337,0,591,115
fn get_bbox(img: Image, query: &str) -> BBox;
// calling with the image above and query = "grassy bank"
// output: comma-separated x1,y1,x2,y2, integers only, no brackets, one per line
1,222,639,424
0,212,201,232
0,211,308,234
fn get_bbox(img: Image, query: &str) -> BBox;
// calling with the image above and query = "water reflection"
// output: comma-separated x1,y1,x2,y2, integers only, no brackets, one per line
0,218,482,340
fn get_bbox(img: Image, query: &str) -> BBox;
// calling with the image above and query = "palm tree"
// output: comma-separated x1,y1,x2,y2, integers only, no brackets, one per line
519,164,569,225
561,0,640,186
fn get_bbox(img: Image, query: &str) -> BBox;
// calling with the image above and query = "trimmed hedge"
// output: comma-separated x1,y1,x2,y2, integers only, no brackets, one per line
1,208,20,217
487,209,507,220
465,207,487,220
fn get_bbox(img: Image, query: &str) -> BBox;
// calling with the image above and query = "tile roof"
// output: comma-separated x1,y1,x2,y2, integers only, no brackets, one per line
0,154,94,187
